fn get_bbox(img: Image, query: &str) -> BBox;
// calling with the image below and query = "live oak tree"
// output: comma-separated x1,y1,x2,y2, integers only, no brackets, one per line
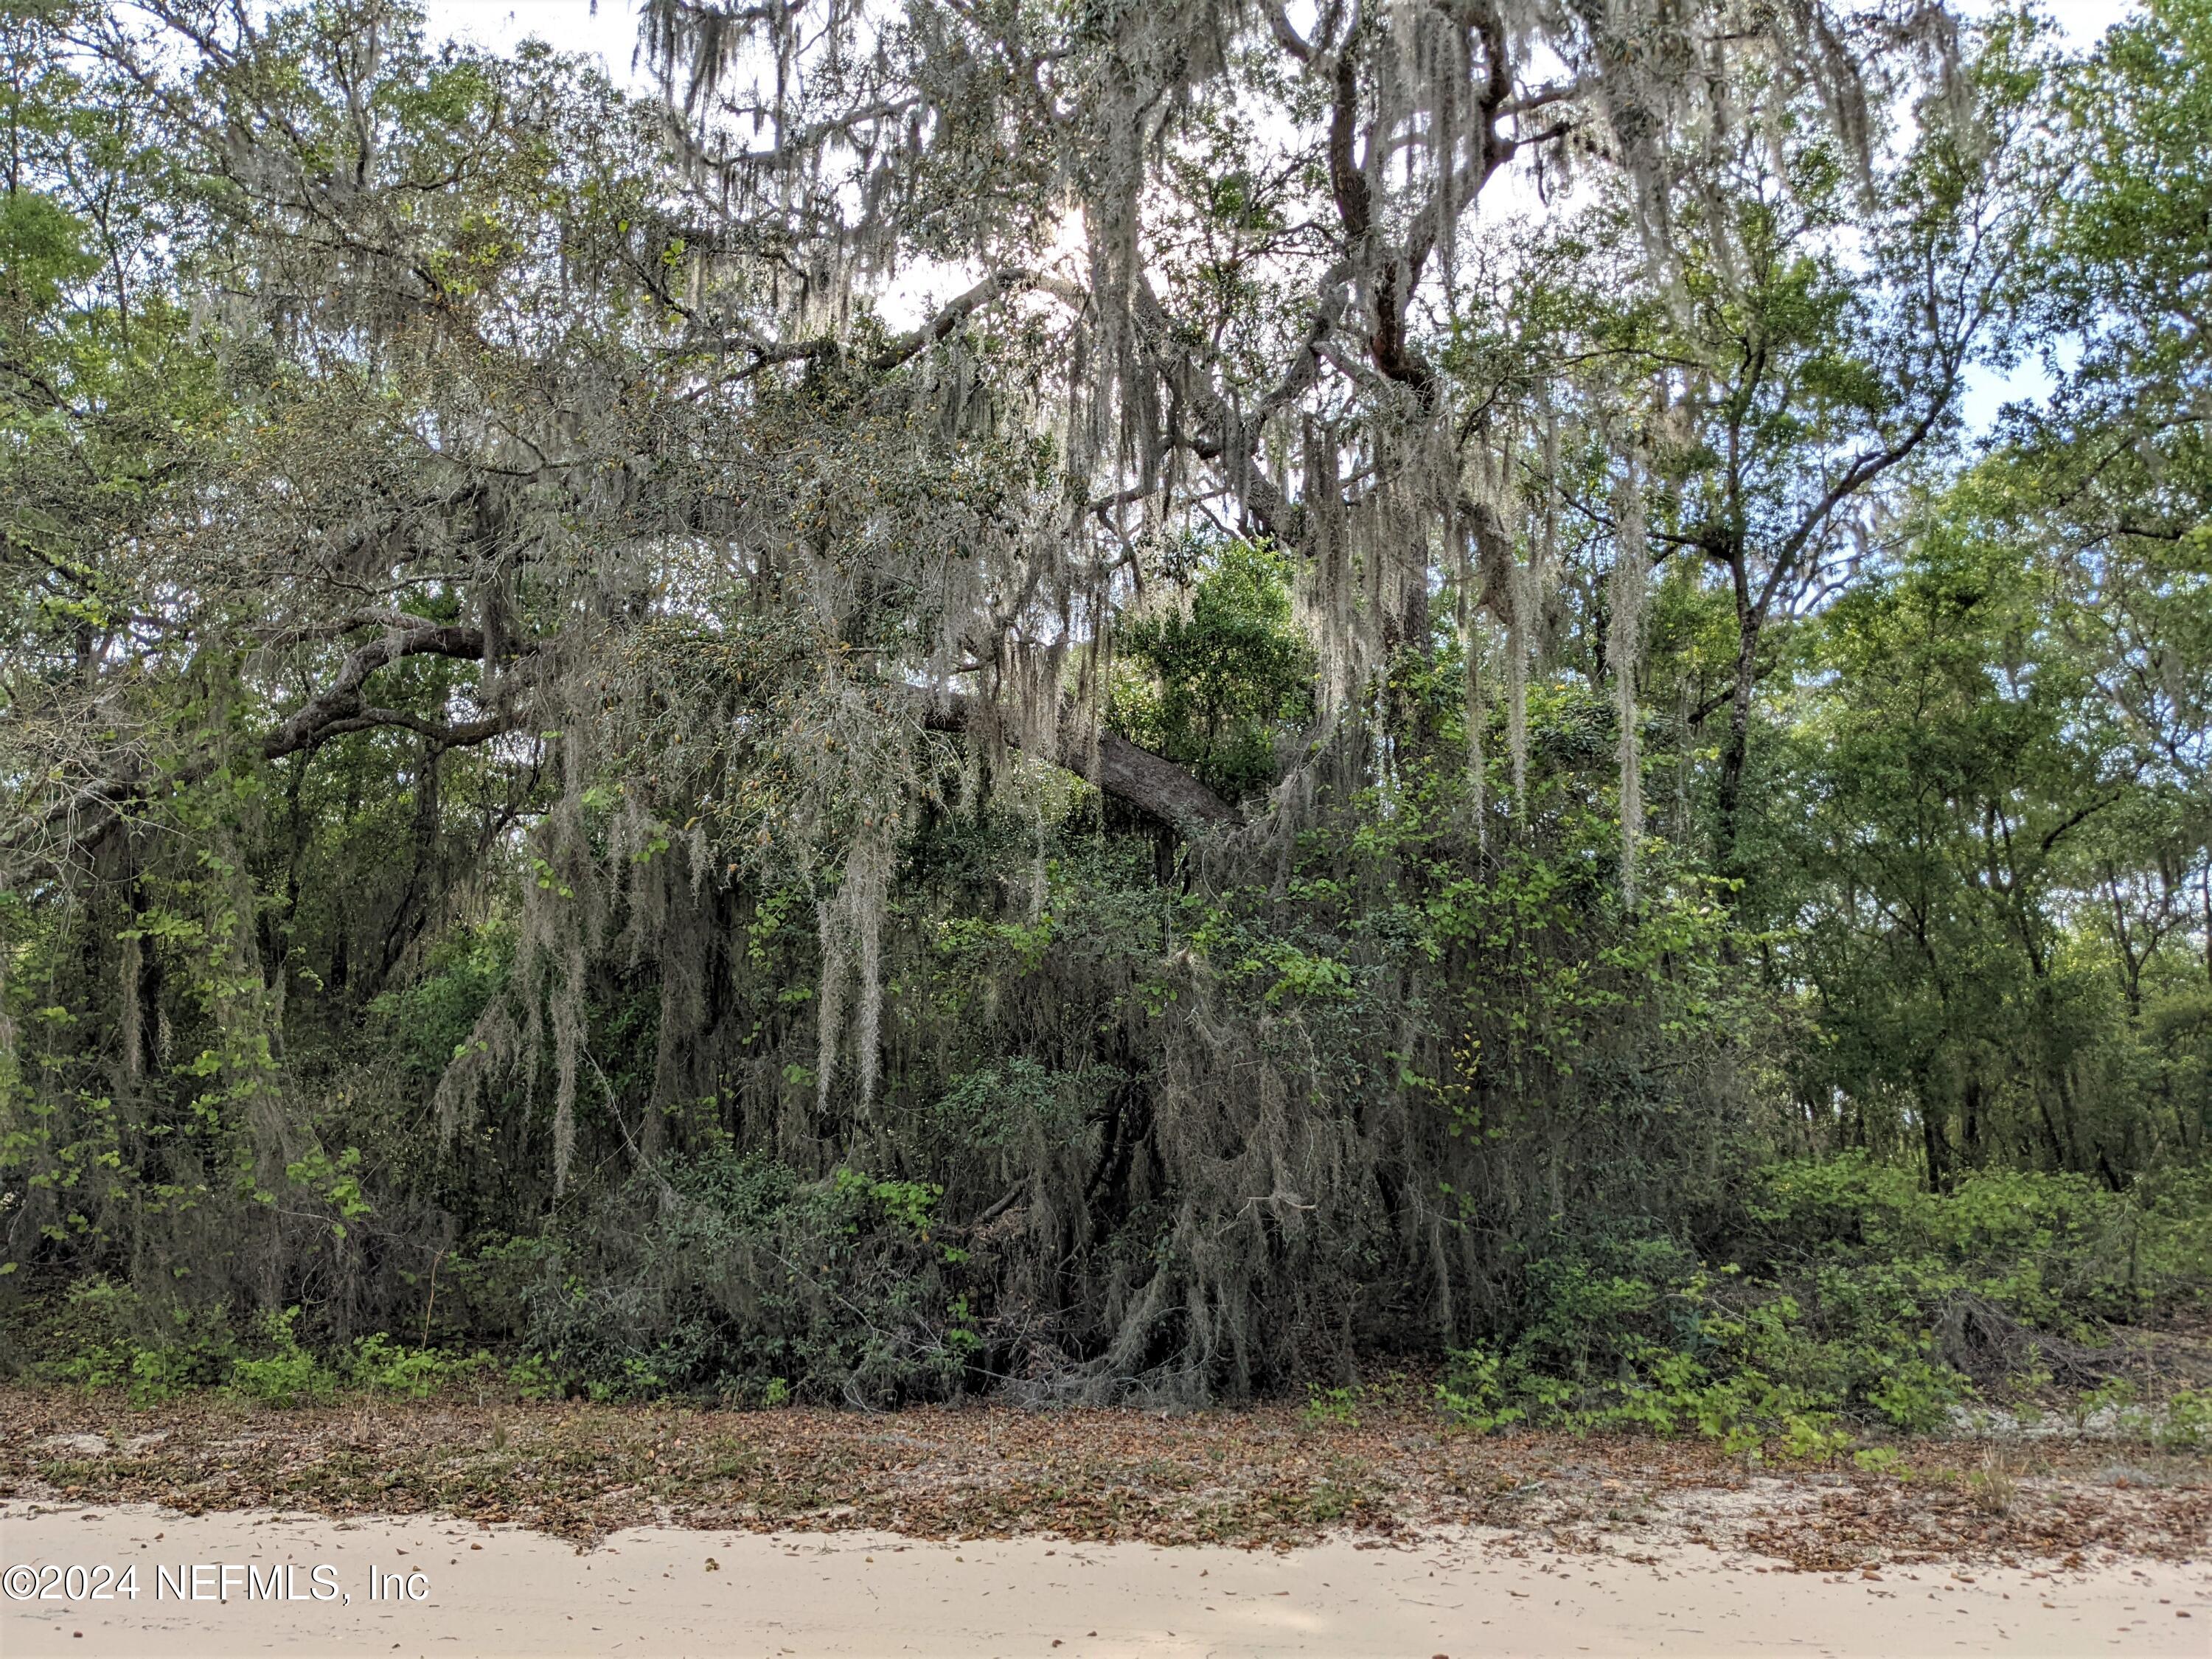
1,1,2201,1402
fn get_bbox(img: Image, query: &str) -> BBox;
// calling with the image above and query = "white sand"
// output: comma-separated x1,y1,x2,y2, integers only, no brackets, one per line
2,1499,2204,1657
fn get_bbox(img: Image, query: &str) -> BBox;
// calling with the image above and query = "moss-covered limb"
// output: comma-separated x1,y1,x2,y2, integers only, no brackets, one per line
922,693,1239,829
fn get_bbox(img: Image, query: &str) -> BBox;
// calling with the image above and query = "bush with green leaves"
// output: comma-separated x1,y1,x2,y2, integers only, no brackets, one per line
228,1309,340,1407
346,1334,499,1399
1436,1156,2212,1450
29,1280,235,1407
512,1150,972,1406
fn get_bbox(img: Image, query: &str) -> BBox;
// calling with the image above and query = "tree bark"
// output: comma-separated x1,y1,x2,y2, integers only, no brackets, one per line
1714,608,1762,881
924,695,1239,831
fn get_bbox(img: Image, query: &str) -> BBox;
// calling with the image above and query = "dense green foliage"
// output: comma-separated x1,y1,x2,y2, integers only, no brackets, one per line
1439,1157,2212,1449
1,0,2206,1429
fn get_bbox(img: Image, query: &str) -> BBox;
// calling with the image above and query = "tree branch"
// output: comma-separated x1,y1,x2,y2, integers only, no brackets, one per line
7,619,524,880
923,694,1239,830
261,622,498,760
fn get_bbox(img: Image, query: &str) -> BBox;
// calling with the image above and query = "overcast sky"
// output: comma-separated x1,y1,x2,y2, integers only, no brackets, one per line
424,1,653,83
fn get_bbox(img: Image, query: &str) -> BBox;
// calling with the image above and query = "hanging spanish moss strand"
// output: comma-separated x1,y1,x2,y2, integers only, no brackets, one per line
1466,615,1489,850
1610,454,1651,905
1506,550,1531,824
119,931,142,1084
1676,671,1696,846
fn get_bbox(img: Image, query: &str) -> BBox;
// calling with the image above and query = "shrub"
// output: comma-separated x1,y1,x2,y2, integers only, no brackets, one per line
1432,1156,2208,1450
347,1335,495,1399
229,1309,338,1408
41,1279,234,1406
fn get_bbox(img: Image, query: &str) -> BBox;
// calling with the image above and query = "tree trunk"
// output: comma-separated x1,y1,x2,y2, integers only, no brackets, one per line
1714,610,1762,887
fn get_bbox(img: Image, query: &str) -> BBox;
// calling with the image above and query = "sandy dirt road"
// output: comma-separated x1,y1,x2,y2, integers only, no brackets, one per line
2,1499,2205,1658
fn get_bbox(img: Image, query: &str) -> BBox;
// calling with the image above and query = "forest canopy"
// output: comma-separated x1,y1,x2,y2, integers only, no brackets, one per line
1,0,2207,1420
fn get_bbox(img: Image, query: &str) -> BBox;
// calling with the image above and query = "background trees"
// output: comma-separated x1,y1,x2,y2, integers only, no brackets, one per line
1,0,2205,1409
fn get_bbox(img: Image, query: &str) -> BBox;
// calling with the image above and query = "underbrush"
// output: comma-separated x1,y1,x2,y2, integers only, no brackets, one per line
1435,1155,2212,1455
7,1155,2207,1450
10,1279,558,1410
1,1150,963,1411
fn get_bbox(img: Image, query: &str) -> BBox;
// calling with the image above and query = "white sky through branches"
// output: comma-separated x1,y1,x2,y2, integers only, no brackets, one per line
422,0,2140,63
417,0,2140,428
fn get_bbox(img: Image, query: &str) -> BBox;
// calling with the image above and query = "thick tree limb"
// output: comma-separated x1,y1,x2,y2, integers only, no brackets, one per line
7,619,521,880
868,270,1039,372
1265,4,1314,62
695,268,1053,378
261,619,501,760
302,707,519,751
924,694,1239,830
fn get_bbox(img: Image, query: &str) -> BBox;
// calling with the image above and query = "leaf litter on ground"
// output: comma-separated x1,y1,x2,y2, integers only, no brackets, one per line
1,1388,2204,1573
